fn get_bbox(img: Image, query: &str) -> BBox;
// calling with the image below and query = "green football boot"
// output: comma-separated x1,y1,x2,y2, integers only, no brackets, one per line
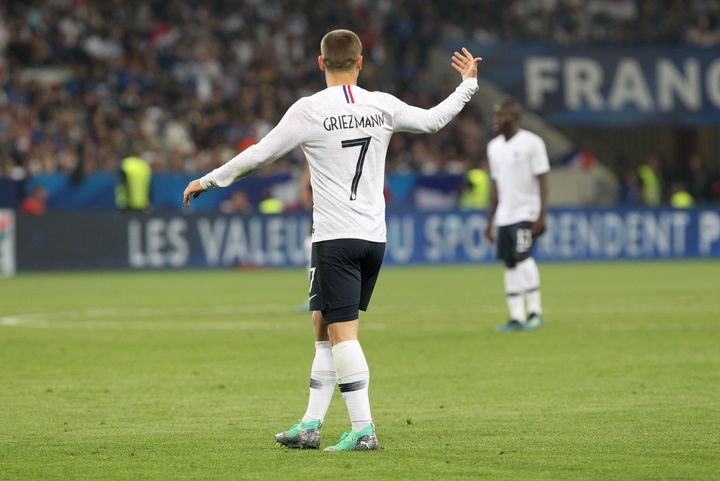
525,313,544,331
274,419,321,449
323,423,378,452
496,319,525,332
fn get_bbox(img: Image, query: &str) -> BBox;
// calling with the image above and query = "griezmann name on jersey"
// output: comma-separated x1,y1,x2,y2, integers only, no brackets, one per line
323,113,385,131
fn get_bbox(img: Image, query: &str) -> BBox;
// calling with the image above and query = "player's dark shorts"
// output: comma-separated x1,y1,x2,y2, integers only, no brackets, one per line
497,221,534,268
309,239,386,324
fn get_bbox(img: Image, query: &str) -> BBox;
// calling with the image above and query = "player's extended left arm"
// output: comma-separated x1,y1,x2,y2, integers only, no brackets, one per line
183,102,305,205
532,173,548,237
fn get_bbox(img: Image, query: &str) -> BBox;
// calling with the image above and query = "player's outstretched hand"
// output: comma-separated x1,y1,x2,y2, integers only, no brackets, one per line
183,179,205,205
451,48,482,81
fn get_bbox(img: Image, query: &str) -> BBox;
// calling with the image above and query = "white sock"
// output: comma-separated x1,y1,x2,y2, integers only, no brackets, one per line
332,340,372,432
301,341,336,423
517,257,542,315
504,267,526,322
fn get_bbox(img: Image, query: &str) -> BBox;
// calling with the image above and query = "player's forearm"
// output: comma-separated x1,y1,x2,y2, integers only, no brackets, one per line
397,78,478,134
487,198,498,226
487,182,498,225
199,132,297,190
537,174,548,219
199,145,269,189
423,77,478,132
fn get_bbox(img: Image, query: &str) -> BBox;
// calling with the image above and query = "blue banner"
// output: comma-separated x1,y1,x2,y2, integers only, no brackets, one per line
16,173,465,212
15,208,720,271
23,173,294,211
458,42,720,125
387,208,720,264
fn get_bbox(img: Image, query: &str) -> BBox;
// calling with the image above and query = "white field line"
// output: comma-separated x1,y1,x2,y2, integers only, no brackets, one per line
0,303,501,331
0,304,284,330
0,317,326,331
0,302,715,331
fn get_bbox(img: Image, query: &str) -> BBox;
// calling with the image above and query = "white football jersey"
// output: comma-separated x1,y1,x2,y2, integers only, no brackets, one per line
487,129,550,227
200,78,478,242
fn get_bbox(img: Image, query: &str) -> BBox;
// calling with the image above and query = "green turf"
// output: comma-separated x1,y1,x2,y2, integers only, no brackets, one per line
1,262,718,480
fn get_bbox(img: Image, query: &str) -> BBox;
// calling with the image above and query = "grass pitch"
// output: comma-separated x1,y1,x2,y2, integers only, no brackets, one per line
1,262,718,480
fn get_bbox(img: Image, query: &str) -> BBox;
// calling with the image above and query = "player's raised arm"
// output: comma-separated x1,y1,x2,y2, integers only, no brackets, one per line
389,47,482,134
183,100,308,205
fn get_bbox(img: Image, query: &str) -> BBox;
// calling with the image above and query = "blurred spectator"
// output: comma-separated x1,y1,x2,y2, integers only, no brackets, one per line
637,153,664,207
19,185,47,215
619,169,643,205
687,154,710,203
669,181,694,208
258,188,283,214
709,175,720,203
220,190,254,215
459,159,490,210
115,155,152,210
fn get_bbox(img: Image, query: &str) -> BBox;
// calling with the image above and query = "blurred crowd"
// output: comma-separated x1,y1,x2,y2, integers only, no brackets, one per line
448,0,720,45
0,0,487,182
1,0,719,186
619,152,720,207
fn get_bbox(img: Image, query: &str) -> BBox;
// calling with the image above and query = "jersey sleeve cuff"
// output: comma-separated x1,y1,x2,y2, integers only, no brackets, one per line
460,77,478,92
199,175,215,191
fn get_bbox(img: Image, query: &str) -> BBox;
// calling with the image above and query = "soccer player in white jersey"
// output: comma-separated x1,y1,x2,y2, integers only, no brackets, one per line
484,99,550,332
183,30,481,451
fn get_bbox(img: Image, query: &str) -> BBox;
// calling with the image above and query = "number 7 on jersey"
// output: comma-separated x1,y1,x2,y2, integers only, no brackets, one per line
341,137,371,201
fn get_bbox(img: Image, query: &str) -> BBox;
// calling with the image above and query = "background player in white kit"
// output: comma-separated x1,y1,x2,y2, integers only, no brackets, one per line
485,99,550,332
183,30,481,451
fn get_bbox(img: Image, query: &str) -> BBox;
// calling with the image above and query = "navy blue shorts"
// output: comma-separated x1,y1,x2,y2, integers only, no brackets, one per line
497,221,534,268
309,239,386,323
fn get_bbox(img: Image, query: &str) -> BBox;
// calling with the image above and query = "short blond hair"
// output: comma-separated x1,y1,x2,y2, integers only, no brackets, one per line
320,29,362,72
